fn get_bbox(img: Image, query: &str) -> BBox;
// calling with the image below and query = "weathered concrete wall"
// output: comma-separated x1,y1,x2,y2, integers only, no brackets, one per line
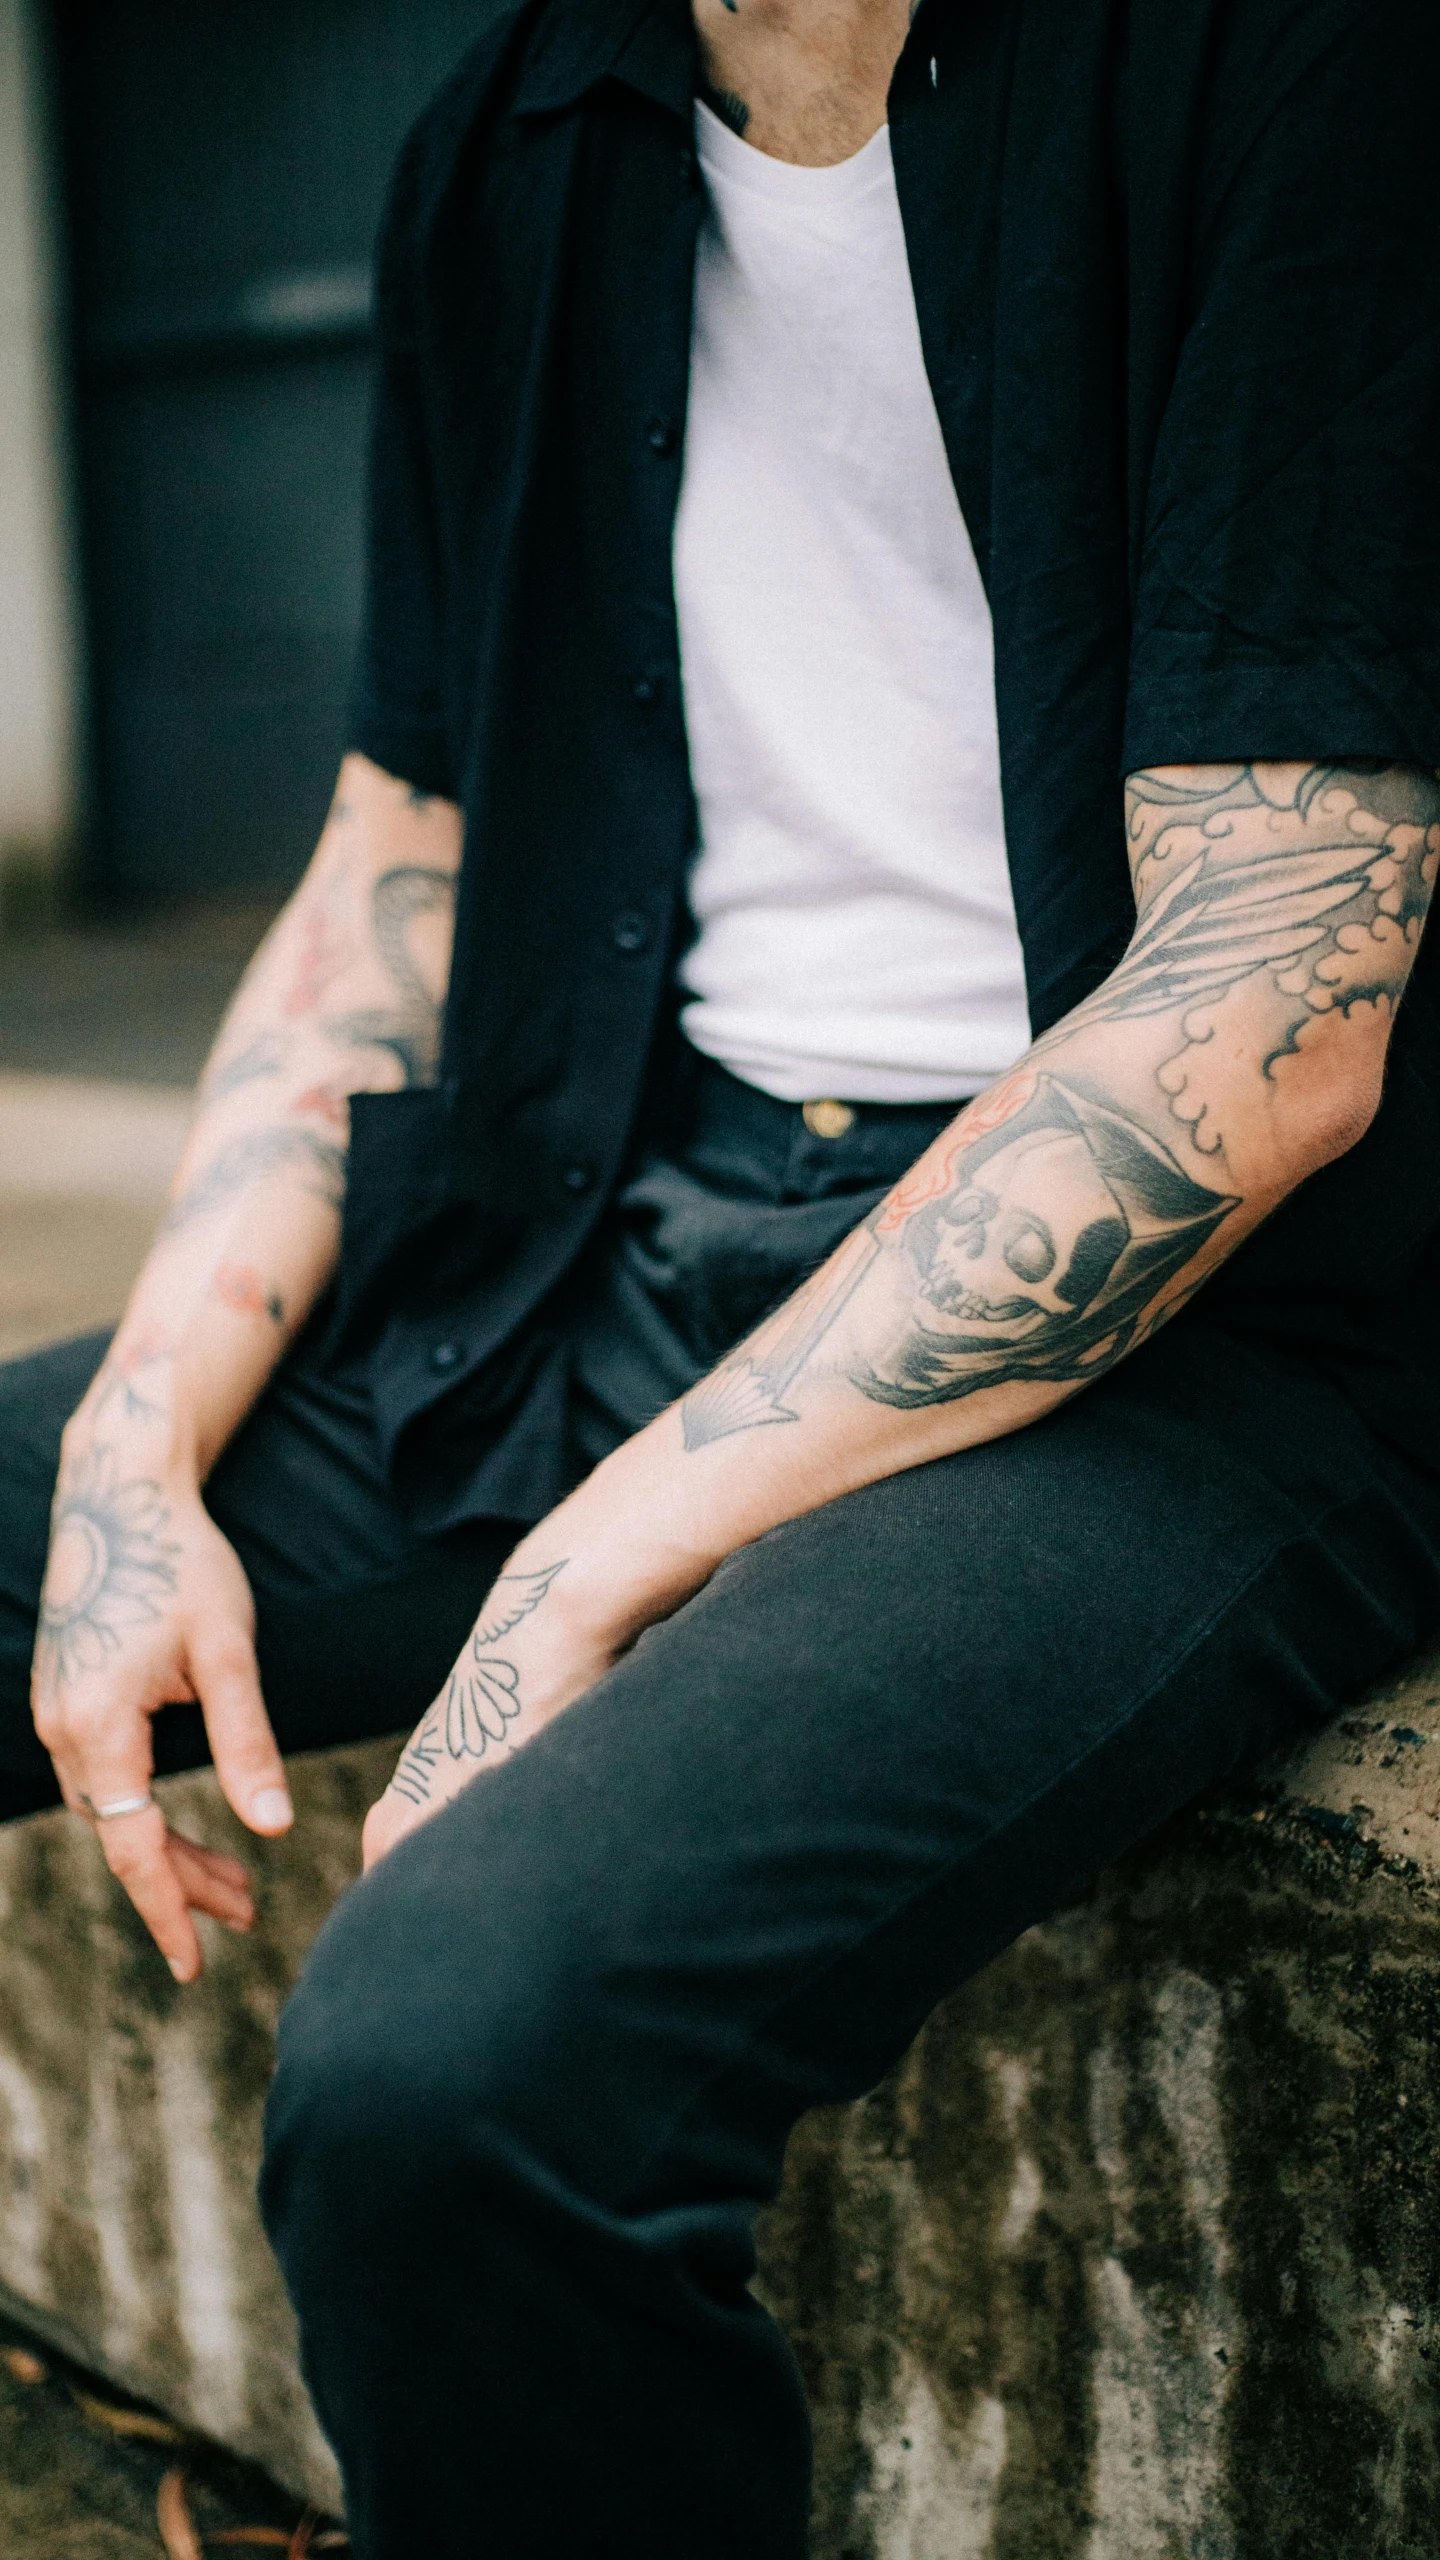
0,1745,388,2513
1,1660,1438,2548
757,1776,1440,2555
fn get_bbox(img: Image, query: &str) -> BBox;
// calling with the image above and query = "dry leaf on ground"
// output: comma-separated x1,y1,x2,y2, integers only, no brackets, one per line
157,2467,205,2560
207,2534,346,2553
71,2379,186,2444
1,2345,47,2384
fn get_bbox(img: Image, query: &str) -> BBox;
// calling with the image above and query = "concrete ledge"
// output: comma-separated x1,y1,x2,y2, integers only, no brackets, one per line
1,1663,1438,2550
0,1745,388,2513
759,1716,1440,2556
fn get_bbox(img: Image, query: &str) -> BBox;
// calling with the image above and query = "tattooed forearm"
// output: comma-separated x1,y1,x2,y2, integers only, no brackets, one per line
684,1074,1237,1436
46,762,459,1568
389,1563,567,1807
684,1223,881,1447
1063,761,1440,1102
291,1082,350,1129
212,1263,287,1328
198,1033,289,1103
682,761,1438,1438
160,1129,346,1235
851,1073,1236,1408
88,1331,174,1429
38,1446,179,1687
322,863,455,1088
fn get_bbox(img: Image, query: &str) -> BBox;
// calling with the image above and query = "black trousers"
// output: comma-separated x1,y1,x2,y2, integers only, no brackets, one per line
4,1070,1440,2556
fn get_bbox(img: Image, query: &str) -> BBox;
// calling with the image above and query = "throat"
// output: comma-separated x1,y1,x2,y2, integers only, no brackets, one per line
691,0,914,167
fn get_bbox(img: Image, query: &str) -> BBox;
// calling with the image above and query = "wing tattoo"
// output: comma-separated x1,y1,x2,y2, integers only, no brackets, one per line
444,1655,523,1758
391,1561,569,1795
473,1562,568,1648
1081,842,1382,1025
442,1561,569,1761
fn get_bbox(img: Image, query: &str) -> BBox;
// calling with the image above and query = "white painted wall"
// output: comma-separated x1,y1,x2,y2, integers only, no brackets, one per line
0,0,79,871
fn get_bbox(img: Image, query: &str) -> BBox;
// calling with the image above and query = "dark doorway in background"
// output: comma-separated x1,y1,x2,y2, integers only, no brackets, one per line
50,0,498,908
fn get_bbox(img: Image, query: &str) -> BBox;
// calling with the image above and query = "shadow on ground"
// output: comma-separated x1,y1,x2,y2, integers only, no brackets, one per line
0,2306,330,2556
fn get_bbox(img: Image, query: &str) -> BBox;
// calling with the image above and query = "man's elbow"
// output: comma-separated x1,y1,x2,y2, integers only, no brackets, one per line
1272,1044,1386,1188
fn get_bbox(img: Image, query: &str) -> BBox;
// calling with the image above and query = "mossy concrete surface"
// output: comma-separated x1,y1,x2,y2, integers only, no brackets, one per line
759,1824,1440,2554
1,1662,1438,2552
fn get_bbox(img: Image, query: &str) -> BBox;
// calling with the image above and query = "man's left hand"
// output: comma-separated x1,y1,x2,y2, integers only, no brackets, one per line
362,1552,623,1868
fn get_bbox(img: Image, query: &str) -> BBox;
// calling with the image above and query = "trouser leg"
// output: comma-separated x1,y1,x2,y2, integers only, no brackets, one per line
261,1320,1440,2560
0,1335,110,1812
0,1332,510,1818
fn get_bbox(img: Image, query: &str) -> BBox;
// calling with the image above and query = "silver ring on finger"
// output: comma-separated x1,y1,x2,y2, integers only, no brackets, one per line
79,1790,156,1822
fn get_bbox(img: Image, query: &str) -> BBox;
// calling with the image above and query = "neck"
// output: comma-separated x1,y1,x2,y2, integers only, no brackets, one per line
692,0,915,166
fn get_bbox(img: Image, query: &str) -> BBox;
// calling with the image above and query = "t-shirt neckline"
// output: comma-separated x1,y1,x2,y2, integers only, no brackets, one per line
694,99,893,206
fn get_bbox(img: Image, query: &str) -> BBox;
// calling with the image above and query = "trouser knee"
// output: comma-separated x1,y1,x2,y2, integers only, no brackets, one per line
259,1834,619,2288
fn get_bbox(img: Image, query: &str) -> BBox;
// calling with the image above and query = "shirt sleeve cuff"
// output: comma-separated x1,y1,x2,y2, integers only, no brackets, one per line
1123,653,1440,778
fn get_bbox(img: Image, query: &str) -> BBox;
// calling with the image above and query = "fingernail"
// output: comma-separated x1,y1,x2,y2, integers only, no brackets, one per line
225,1916,254,1934
168,1959,190,1982
250,1786,293,1831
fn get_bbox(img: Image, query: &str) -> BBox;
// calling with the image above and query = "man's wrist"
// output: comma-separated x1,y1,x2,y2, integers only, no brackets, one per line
62,1360,204,1492
507,1445,730,1644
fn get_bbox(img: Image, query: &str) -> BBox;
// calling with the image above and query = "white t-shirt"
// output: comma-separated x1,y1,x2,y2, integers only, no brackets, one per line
675,103,1031,1105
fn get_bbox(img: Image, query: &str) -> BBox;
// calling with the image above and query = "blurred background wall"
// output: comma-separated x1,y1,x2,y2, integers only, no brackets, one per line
0,0,78,916
3,0,499,922
0,3,503,1369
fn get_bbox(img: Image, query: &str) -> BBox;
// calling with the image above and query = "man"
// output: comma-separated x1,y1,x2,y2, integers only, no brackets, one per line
2,0,1438,2548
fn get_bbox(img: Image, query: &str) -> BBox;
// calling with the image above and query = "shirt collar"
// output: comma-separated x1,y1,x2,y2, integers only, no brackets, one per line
512,0,697,122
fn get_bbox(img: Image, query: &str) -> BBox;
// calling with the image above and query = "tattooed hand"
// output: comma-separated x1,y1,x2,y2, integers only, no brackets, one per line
32,1372,293,1981
33,756,463,1970
362,1556,635,1867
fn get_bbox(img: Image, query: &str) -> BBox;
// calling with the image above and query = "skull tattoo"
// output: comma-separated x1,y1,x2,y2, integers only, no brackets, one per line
862,1077,1236,1407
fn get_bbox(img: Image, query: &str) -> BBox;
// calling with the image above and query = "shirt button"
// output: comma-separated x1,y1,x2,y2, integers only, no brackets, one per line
646,416,678,457
632,673,661,706
611,908,650,953
561,1161,594,1194
428,1338,464,1374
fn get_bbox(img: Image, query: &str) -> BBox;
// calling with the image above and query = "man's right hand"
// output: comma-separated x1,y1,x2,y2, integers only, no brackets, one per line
25,755,462,1977
31,1420,293,1982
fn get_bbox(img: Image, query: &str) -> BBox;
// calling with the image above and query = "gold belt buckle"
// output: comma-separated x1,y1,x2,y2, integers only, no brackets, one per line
802,1099,856,1140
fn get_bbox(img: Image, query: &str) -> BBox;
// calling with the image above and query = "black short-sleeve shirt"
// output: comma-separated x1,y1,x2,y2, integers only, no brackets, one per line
336,0,1440,1503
